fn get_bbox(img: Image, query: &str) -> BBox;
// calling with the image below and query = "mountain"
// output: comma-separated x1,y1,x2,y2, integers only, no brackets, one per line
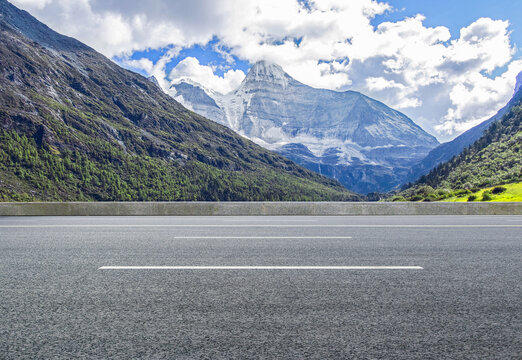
147,75,161,89
0,0,361,201
406,76,522,184
396,89,522,201
515,72,522,94
170,60,439,194
169,80,227,126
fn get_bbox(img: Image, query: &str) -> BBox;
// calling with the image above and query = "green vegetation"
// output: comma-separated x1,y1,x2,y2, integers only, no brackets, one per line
492,186,507,194
441,183,522,202
394,98,522,202
391,182,522,202
0,129,358,202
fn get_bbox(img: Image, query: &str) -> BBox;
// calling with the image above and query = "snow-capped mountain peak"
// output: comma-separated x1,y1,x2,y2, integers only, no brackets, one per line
243,60,290,89
168,60,439,193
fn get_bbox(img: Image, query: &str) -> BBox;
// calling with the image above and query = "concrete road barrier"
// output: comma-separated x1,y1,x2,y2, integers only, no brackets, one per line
0,202,521,216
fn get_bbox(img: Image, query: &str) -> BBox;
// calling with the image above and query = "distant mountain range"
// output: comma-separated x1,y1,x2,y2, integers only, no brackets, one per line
170,61,439,194
0,0,360,201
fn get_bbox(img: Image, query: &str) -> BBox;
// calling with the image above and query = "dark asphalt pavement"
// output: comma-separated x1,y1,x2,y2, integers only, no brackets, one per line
1,216,521,359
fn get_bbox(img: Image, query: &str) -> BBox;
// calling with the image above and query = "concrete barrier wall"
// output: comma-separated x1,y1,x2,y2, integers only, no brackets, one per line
0,202,521,216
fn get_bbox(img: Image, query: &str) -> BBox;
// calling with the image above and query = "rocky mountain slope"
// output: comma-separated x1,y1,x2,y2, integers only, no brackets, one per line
406,75,522,184
0,0,360,201
170,61,439,193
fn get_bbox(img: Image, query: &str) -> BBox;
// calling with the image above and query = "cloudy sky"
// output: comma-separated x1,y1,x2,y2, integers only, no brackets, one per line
11,0,522,141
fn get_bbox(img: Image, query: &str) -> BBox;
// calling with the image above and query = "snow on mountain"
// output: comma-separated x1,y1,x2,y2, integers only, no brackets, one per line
169,60,439,193
168,80,227,124
241,60,290,89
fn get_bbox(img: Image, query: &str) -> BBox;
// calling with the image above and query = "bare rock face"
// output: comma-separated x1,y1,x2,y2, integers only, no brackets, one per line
171,60,439,193
147,75,161,89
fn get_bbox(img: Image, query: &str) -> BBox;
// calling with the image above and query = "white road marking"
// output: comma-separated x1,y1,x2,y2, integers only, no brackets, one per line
100,236,353,239
99,265,424,270
1,224,521,228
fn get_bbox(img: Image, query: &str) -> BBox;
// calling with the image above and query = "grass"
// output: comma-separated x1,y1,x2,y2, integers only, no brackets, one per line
442,182,522,202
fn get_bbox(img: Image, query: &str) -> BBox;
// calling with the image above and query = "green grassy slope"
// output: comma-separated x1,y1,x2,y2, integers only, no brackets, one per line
441,183,522,202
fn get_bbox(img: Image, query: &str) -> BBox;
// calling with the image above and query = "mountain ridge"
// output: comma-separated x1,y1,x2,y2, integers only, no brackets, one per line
515,72,522,94
0,0,89,52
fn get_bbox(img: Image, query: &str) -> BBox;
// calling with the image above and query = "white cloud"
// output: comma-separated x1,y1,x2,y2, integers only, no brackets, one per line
436,59,522,134
366,77,406,91
10,0,522,141
121,48,180,90
168,57,245,95
11,0,52,9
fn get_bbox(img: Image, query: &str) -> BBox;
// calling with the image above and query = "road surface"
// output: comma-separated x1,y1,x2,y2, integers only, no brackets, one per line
1,216,521,359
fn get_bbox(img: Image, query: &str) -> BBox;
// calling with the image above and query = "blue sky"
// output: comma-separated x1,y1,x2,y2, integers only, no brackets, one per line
116,38,251,78
375,0,522,79
12,0,522,141
377,0,521,47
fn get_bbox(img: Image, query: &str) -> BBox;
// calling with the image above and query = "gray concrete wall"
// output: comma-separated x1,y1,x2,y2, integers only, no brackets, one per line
0,202,521,216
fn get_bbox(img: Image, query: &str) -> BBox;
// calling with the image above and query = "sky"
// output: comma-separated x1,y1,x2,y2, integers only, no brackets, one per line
11,0,522,142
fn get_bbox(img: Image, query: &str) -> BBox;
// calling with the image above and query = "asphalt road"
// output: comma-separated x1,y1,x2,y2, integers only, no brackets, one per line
1,216,521,359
